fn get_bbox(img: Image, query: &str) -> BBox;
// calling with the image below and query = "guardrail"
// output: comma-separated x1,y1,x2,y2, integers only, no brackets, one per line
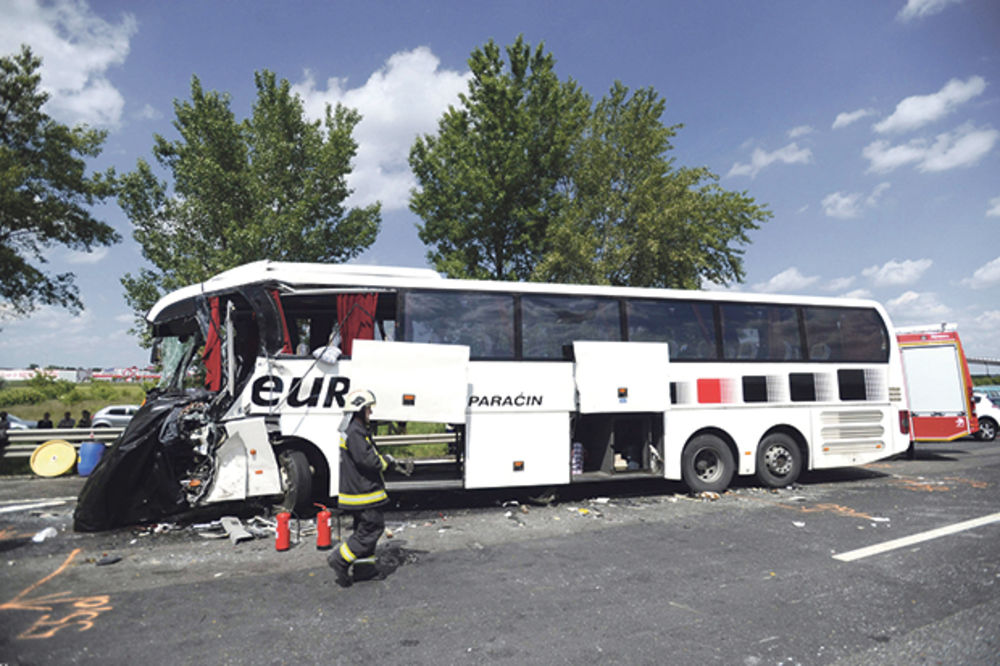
2,428,125,459
1,428,455,460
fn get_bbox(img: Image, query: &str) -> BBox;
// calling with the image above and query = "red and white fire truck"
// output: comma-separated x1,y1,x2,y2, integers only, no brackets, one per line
897,324,978,442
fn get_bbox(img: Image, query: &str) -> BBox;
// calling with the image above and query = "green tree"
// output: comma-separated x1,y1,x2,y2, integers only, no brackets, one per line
409,36,590,280
119,70,380,330
0,45,120,317
536,82,771,288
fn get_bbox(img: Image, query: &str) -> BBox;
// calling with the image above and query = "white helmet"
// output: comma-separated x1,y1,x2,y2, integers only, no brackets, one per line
344,389,377,412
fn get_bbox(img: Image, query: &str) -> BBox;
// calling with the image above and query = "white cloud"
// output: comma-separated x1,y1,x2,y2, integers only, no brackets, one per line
821,182,891,219
862,258,933,286
873,76,985,134
825,276,856,292
64,246,109,264
821,191,864,219
752,267,820,293
920,123,999,171
961,256,1000,288
832,108,876,129
727,142,812,179
988,196,1000,217
0,0,137,127
863,123,998,173
897,0,964,22
292,46,470,211
841,288,874,299
788,125,813,139
885,291,951,324
135,103,162,121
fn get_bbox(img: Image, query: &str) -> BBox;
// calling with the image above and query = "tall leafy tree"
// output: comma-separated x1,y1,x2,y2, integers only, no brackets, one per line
409,36,590,280
536,82,771,288
0,45,120,318
119,70,380,328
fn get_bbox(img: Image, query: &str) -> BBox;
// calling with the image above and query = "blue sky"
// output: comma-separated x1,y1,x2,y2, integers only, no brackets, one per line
1,0,998,370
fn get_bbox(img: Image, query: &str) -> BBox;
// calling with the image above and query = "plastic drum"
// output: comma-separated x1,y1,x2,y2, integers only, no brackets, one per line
30,440,77,477
78,440,105,476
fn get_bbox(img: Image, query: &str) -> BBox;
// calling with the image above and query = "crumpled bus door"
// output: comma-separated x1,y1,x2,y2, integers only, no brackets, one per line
573,341,671,413
349,340,470,423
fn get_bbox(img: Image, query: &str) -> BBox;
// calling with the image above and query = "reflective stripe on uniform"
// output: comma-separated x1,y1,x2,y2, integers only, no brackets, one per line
339,489,388,507
354,555,375,566
339,541,356,563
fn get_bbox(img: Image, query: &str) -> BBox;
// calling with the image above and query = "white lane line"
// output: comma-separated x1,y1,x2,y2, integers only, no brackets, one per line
834,512,1000,562
0,496,78,506
0,500,68,514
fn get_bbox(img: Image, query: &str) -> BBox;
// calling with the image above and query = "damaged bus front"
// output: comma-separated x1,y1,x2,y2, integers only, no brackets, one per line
74,277,321,532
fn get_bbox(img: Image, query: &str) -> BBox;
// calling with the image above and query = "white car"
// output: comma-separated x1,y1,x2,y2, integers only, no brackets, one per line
92,404,140,428
973,393,1000,442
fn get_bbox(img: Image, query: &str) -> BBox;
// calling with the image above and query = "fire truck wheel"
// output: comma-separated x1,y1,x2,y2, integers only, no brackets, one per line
977,418,997,442
755,433,802,488
681,434,735,493
277,449,313,514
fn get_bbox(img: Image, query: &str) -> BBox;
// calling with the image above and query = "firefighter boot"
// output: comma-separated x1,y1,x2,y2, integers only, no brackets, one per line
352,556,378,582
327,551,352,588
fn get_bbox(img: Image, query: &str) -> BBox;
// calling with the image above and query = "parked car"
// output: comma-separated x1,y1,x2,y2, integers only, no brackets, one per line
5,414,37,430
973,392,1000,442
92,405,140,428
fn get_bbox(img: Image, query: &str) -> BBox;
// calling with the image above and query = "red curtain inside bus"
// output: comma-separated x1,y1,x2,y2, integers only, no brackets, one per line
270,290,294,355
203,297,222,391
337,293,379,357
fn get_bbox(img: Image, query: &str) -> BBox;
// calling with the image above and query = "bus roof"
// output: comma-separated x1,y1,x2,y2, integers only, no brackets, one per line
147,260,891,325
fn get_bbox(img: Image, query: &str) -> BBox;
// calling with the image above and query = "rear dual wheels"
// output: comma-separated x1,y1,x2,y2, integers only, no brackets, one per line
755,433,802,488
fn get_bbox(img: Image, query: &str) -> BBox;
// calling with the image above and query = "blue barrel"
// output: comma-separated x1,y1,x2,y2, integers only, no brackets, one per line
78,441,105,476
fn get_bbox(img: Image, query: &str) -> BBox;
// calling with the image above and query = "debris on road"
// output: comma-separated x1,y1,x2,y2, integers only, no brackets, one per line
220,516,253,544
31,526,58,542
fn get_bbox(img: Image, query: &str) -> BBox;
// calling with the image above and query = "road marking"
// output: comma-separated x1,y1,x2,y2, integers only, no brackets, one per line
1,548,114,640
0,496,77,506
0,500,68,514
834,512,1000,562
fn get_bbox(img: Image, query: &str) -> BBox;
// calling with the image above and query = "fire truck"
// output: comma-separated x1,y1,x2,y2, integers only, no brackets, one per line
897,324,978,442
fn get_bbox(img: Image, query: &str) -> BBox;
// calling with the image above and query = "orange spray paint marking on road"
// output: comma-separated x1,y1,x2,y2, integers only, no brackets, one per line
1,547,113,640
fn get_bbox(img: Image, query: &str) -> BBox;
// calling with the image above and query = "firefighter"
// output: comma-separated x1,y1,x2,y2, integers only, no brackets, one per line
328,389,394,587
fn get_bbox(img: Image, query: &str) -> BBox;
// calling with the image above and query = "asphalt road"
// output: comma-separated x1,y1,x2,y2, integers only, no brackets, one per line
1,440,998,665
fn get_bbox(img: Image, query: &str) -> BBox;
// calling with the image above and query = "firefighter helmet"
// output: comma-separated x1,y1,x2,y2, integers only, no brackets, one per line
344,389,377,412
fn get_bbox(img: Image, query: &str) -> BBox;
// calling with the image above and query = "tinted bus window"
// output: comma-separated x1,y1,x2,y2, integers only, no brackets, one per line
404,291,515,359
803,306,887,362
627,300,718,360
721,304,802,361
522,295,621,359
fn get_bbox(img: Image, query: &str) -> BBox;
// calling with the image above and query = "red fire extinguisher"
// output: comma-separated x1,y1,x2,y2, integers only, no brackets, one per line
275,511,291,551
315,504,332,550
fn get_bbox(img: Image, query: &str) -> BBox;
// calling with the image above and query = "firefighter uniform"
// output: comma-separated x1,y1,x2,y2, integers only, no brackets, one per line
330,406,388,585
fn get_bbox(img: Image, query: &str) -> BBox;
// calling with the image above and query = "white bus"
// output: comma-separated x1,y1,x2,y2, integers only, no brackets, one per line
75,261,912,529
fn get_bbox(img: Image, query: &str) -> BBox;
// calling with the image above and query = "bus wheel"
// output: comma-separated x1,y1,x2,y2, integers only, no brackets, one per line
682,435,735,493
755,433,802,488
277,449,313,515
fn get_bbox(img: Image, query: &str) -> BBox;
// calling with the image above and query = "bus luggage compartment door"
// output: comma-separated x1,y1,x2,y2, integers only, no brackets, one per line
349,339,470,423
465,362,575,489
573,341,671,413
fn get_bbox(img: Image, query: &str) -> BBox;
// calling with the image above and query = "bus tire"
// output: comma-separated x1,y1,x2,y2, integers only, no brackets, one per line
755,433,802,488
277,449,313,515
682,434,735,493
